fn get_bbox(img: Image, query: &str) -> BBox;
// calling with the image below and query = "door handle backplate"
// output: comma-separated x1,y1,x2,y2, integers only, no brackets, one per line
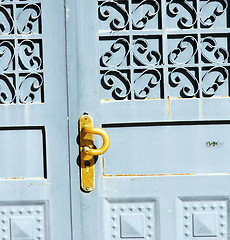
79,114,110,192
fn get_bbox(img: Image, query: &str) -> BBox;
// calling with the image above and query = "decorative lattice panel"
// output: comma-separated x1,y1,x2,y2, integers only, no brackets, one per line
0,0,43,104
98,0,230,100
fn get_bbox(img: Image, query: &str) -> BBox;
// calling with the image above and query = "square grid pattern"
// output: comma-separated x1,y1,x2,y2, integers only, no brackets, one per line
98,0,230,100
0,0,44,104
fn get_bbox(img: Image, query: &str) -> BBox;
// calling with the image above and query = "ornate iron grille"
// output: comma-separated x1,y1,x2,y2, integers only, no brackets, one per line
0,0,43,104
98,0,230,100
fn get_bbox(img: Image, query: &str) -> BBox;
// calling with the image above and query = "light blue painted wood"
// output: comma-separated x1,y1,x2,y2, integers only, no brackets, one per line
67,0,230,240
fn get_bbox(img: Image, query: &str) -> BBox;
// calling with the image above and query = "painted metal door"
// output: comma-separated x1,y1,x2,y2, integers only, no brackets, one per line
0,1,71,240
68,0,230,240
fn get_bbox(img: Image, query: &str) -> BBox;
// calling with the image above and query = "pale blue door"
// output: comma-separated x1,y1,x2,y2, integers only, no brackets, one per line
0,1,72,239
68,0,230,240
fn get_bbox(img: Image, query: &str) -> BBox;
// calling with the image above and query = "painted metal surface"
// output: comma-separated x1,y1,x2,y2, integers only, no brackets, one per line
66,0,230,240
0,0,72,239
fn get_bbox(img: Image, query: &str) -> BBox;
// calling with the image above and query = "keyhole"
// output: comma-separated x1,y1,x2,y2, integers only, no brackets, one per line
85,161,90,172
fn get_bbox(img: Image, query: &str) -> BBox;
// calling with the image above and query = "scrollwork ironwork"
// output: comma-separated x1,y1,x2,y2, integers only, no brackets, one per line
19,40,42,70
0,74,15,104
132,0,160,30
0,41,14,71
101,70,130,100
100,38,129,67
168,36,198,64
134,69,161,99
169,68,199,98
0,5,13,34
202,66,228,97
167,0,197,29
134,38,161,66
17,3,41,34
19,73,43,103
98,0,230,100
201,37,228,63
99,1,129,31
200,0,228,28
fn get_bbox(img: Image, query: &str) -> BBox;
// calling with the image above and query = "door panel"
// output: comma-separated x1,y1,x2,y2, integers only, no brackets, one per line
104,122,230,175
0,1,71,239
68,0,230,239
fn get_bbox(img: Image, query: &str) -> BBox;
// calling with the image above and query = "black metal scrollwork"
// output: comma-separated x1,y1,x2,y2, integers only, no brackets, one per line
167,0,197,29
168,36,198,64
0,6,13,34
169,68,199,98
0,74,15,104
19,73,43,103
200,0,228,28
101,70,130,100
99,1,129,31
19,40,42,70
134,38,161,66
17,4,41,34
202,67,228,97
134,69,161,99
100,38,129,67
132,0,160,30
0,41,14,71
201,37,228,63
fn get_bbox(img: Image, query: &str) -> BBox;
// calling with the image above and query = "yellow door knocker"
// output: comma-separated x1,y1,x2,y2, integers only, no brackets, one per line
79,114,110,192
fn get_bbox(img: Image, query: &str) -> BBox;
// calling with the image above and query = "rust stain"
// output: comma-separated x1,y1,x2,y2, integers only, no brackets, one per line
10,177,25,179
166,96,170,121
141,97,162,100
103,173,230,177
170,96,198,100
2,177,44,180
101,99,112,102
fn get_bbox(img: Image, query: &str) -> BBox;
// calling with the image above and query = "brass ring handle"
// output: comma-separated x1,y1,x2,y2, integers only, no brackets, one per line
82,126,110,156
